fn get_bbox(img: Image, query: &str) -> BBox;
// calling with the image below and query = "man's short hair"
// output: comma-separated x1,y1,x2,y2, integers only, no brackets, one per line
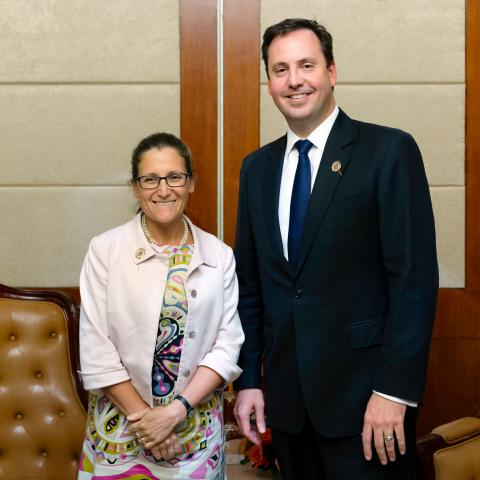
262,18,334,77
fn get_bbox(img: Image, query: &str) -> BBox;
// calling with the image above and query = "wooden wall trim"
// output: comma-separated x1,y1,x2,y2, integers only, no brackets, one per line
418,289,480,435
432,289,480,339
417,0,480,436
223,0,260,247
180,0,218,234
466,0,480,289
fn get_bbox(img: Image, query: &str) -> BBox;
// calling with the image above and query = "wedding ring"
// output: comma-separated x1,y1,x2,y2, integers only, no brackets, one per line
384,434,394,442
135,432,144,443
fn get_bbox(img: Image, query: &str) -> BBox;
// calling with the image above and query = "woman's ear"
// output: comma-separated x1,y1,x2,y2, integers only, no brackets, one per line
131,179,140,200
188,174,195,194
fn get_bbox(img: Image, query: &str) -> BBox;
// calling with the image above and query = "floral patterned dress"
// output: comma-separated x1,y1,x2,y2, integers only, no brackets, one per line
78,243,226,480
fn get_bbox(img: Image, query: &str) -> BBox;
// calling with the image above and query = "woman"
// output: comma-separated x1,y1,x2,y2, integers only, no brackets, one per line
78,132,244,479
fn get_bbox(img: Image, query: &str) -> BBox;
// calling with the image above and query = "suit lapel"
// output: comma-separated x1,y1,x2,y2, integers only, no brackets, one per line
262,135,292,272
295,110,355,274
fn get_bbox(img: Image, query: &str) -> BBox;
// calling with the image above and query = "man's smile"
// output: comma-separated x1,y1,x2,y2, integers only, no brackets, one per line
286,91,312,100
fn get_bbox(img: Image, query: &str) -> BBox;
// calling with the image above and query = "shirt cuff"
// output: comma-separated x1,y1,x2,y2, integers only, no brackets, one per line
372,390,418,408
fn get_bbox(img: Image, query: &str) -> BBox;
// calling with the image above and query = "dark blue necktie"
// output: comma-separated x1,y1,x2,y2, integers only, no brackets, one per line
288,139,313,267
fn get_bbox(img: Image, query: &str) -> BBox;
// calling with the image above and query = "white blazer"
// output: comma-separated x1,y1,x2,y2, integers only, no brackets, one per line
79,214,244,405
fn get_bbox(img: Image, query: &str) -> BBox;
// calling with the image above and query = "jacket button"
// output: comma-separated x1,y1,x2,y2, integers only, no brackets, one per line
295,289,303,299
188,331,196,339
15,413,23,420
183,369,191,377
9,334,16,341
191,289,197,298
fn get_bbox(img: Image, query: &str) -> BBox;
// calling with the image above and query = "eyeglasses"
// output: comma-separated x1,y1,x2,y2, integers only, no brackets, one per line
135,173,190,189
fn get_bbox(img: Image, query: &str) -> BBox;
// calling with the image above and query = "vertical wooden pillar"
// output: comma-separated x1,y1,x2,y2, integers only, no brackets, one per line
180,0,218,233
223,0,260,246
466,0,480,289
180,0,259,241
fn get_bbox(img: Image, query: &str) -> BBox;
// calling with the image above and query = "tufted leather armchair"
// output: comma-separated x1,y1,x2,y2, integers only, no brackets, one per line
416,416,480,479
0,284,87,480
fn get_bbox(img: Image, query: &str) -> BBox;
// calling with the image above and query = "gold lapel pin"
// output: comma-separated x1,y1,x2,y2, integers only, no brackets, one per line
331,160,342,176
135,248,146,259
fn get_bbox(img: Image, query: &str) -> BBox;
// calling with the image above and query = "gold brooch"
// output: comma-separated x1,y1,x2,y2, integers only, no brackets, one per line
135,248,146,259
331,160,342,176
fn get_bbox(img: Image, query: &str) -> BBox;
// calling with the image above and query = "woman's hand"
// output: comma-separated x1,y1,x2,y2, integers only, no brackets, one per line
127,402,186,449
150,433,180,461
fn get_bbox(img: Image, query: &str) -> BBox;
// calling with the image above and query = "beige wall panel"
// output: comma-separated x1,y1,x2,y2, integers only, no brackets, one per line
430,187,465,288
260,84,464,186
0,85,180,185
0,0,179,82
0,187,136,287
260,0,464,83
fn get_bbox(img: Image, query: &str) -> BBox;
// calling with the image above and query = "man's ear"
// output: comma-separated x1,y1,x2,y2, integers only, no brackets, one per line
328,61,337,88
267,79,273,97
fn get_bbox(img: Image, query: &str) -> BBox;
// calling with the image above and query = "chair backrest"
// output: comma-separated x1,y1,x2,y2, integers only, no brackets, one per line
433,417,480,480
0,284,87,480
417,417,480,480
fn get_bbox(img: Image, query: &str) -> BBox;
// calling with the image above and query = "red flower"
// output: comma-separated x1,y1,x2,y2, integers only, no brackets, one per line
242,427,279,474
247,444,270,469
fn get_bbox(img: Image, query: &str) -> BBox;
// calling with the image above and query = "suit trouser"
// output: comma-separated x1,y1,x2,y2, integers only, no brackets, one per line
271,407,417,480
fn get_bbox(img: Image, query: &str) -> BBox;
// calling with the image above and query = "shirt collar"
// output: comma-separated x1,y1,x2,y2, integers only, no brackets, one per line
285,105,339,156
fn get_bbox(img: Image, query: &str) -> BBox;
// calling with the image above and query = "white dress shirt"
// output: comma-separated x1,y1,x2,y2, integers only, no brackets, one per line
278,106,339,259
277,105,416,408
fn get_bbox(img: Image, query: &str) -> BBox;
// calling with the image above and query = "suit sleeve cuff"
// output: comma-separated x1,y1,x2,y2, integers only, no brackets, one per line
372,390,418,408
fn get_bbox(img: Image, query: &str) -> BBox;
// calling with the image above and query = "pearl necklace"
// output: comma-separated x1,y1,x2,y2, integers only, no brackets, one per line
141,213,189,246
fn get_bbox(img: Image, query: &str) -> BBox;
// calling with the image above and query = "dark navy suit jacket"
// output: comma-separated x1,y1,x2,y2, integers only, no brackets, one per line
234,109,438,437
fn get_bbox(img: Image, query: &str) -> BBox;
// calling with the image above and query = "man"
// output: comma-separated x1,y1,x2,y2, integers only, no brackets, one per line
233,18,438,479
